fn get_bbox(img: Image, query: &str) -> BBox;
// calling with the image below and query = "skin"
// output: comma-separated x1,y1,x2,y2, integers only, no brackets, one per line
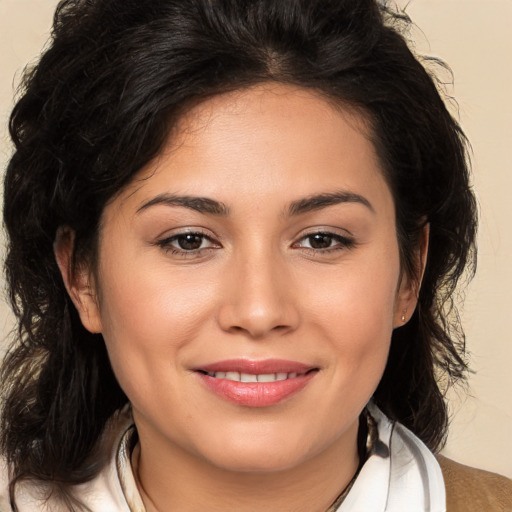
56,83,424,511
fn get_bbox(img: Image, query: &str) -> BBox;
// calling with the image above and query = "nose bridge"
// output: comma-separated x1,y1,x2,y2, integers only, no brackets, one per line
217,239,298,338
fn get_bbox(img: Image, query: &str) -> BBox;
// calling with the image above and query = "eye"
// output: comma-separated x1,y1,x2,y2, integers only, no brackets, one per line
173,233,208,251
294,231,355,252
303,233,336,249
156,231,220,254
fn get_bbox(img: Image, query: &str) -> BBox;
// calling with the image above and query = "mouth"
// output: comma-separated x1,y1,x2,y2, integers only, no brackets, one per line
193,359,319,407
197,369,316,382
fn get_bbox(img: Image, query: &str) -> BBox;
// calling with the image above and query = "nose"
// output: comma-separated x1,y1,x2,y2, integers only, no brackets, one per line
216,250,300,339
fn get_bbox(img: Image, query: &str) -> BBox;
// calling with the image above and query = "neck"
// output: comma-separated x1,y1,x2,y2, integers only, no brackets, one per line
132,422,360,512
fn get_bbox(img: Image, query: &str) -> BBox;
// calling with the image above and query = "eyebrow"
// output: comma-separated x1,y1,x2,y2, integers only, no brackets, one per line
136,190,373,217
287,191,374,216
137,194,230,216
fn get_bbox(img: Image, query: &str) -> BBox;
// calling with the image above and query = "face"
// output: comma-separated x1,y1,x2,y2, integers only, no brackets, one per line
61,84,418,474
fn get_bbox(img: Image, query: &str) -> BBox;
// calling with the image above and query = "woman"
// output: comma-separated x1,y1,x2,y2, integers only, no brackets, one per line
1,0,510,510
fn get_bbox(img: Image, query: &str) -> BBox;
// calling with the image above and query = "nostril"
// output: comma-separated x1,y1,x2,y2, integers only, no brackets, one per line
216,300,300,339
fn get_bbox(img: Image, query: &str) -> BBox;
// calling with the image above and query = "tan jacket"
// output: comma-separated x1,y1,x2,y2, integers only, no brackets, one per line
438,456,512,512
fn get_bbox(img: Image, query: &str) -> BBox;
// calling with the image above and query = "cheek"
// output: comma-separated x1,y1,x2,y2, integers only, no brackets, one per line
93,248,219,394
97,224,217,328
98,271,215,352
304,255,400,331
301,249,400,382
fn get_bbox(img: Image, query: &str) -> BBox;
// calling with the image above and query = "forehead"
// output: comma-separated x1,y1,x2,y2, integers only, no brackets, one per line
109,83,392,218
167,83,376,166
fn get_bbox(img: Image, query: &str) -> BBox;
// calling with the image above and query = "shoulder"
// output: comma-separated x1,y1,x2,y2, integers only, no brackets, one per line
437,455,512,512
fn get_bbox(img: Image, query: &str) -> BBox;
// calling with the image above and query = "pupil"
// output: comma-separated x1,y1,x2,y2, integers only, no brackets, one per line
309,234,332,249
178,234,202,250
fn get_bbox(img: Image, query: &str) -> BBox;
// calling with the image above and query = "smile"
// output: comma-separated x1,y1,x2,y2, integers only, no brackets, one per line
194,359,319,407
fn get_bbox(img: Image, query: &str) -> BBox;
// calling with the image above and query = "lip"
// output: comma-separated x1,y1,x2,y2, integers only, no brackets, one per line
195,358,314,375
194,359,319,407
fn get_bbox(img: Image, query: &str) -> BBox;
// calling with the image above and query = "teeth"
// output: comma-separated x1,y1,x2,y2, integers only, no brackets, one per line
240,373,258,382
207,371,303,382
257,373,277,382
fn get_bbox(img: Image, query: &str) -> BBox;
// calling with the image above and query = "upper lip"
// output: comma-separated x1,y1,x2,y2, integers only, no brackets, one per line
194,359,316,375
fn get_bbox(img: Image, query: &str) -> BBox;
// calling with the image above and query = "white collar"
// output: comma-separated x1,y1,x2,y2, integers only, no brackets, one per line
336,402,446,512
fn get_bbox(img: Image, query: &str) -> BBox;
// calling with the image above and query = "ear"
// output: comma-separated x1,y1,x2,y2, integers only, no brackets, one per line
54,226,103,333
393,223,429,328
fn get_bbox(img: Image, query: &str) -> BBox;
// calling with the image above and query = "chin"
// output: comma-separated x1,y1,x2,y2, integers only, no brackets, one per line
195,430,325,474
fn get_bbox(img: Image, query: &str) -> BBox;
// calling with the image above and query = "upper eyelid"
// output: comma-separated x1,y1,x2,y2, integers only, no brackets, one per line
156,226,221,241
295,232,353,244
292,226,355,241
155,232,221,257
153,230,221,253
159,232,218,244
291,230,357,251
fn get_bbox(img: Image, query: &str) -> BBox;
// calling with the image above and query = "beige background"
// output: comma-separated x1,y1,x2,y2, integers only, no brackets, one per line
1,0,511,477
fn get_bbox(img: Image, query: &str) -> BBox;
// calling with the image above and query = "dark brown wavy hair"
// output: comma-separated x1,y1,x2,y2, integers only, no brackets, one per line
2,0,477,508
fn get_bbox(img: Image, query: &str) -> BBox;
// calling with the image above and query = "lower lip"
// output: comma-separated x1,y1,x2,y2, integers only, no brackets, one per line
197,371,317,407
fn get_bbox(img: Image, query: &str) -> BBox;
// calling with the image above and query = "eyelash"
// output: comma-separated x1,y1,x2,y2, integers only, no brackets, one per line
155,229,356,257
292,231,356,253
155,230,220,256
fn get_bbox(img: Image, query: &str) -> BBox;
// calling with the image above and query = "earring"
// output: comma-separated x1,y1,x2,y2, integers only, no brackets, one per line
401,310,407,323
